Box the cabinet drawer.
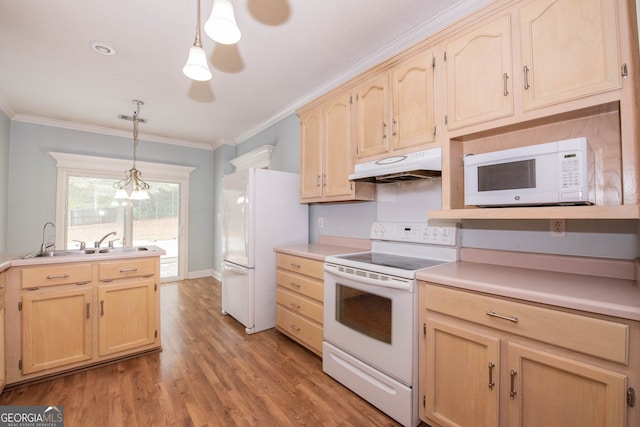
[276,254,324,280]
[277,287,323,324]
[21,263,93,288]
[276,269,323,301]
[424,284,629,364]
[276,305,323,355]
[99,258,155,281]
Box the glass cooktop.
[334,252,446,272]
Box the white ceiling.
[0,0,488,150]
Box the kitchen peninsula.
[0,246,164,388]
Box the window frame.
[50,152,194,281]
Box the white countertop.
[417,261,640,321]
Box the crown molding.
[234,0,491,143]
[230,145,275,171]
[12,114,214,151]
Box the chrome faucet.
[40,221,55,252]
[95,231,117,248]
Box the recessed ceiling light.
[90,41,116,56]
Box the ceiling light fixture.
[204,0,242,45]
[90,41,116,56]
[114,99,150,200]
[183,0,212,81]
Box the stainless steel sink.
[21,246,151,259]
[97,247,149,254]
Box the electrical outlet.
[550,219,565,237]
[317,217,324,228]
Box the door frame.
[50,152,194,281]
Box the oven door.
[323,265,415,385]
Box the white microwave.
[464,137,595,207]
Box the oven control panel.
[370,222,458,246]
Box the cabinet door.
[507,342,626,427]
[299,106,323,200]
[21,288,93,374]
[519,0,621,111]
[98,278,156,356]
[323,92,355,197]
[392,50,436,150]
[355,74,391,159]
[446,14,513,130]
[425,319,500,427]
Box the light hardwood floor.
[0,277,412,426]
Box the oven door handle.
[324,264,413,291]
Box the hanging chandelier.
[113,99,150,200]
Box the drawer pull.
[488,362,495,391]
[289,302,301,310]
[509,370,518,399]
[86,302,91,319]
[47,273,69,280]
[290,282,301,289]
[100,300,105,316]
[75,281,90,286]
[290,263,301,269]
[289,324,301,332]
[486,310,518,323]
[119,268,139,273]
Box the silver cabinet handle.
[86,302,91,319]
[488,362,495,390]
[100,300,105,316]
[317,174,321,188]
[486,310,518,323]
[290,282,301,289]
[289,302,301,310]
[503,73,509,96]
[510,370,518,399]
[523,66,530,90]
[289,324,301,332]
[290,263,301,269]
[382,121,387,139]
[119,267,138,273]
[392,118,397,137]
[47,274,69,279]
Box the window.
[51,152,193,281]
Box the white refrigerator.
[221,168,309,334]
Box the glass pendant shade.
[204,0,241,45]
[183,45,212,81]
[114,187,129,199]
[130,189,150,200]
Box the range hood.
[349,147,442,183]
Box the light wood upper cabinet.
[299,92,375,203]
[519,0,621,111]
[323,92,356,198]
[355,74,391,159]
[445,14,514,130]
[392,50,437,151]
[299,106,323,200]
[355,50,438,160]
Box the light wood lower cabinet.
[5,257,161,384]
[98,278,156,356]
[419,282,638,427]
[275,253,324,356]
[21,286,93,374]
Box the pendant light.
[183,0,212,81]
[204,0,241,45]
[114,100,150,200]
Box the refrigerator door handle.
[223,261,249,275]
